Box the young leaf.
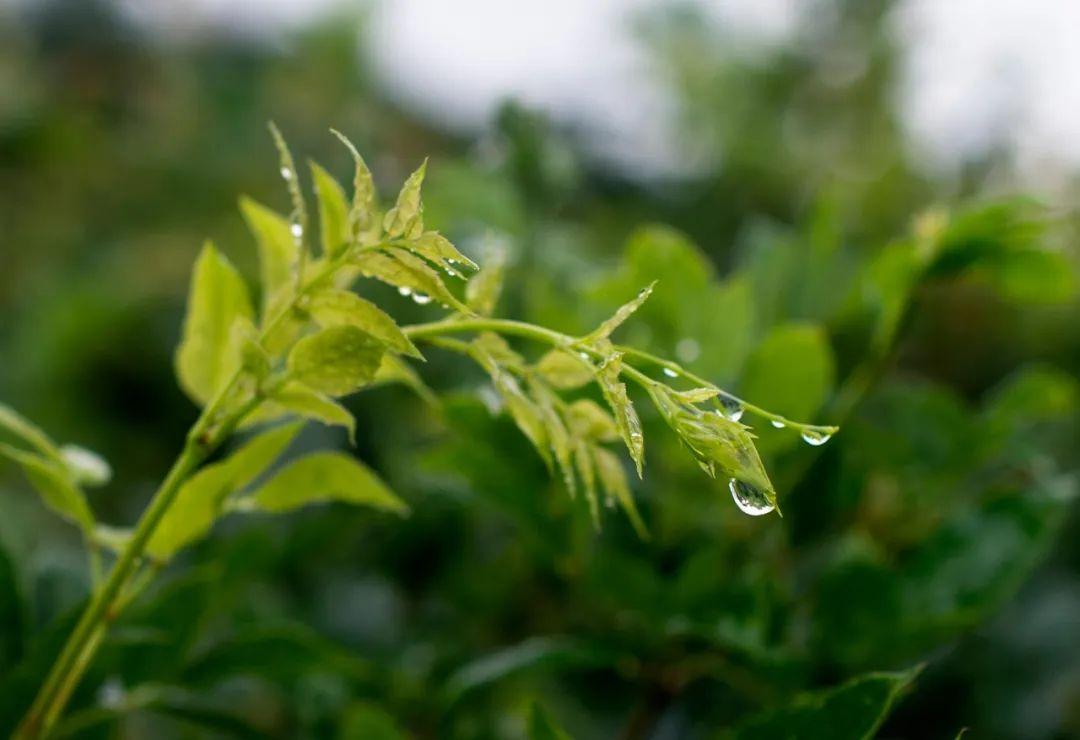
[286,325,386,397]
[148,422,303,561]
[243,452,408,515]
[530,380,576,497]
[355,248,471,313]
[408,231,478,273]
[493,369,552,469]
[268,122,307,255]
[383,159,427,239]
[593,446,648,539]
[529,702,572,740]
[0,443,93,533]
[0,403,61,460]
[330,128,378,238]
[565,400,619,442]
[373,355,439,407]
[673,387,722,404]
[239,197,299,315]
[466,247,507,316]
[586,281,656,341]
[574,438,599,524]
[309,161,350,258]
[175,241,254,406]
[596,354,645,477]
[307,288,423,359]
[59,445,111,488]
[265,382,356,444]
[536,350,593,390]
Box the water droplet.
[412,293,433,305]
[729,479,775,516]
[801,429,832,446]
[280,167,292,181]
[398,286,412,297]
[770,420,786,428]
[718,396,743,422]
[662,367,678,378]
[675,337,701,363]
[290,223,303,238]
[446,268,459,278]
[578,352,590,362]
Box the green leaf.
[268,122,307,258]
[0,403,60,459]
[529,702,572,740]
[339,702,407,740]
[565,400,618,442]
[373,355,439,406]
[330,129,379,240]
[492,369,552,469]
[308,288,423,359]
[594,446,648,539]
[59,444,111,487]
[147,422,303,561]
[586,281,656,341]
[175,241,255,406]
[596,354,644,477]
[0,444,93,533]
[530,380,576,496]
[356,248,471,314]
[239,196,299,315]
[408,230,478,272]
[0,542,25,675]
[730,669,918,740]
[243,452,408,515]
[310,161,350,258]
[466,246,507,316]
[536,350,593,390]
[287,325,386,397]
[383,159,427,239]
[265,381,356,443]
[574,437,599,523]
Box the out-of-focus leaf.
[59,444,111,487]
[0,542,25,674]
[356,248,470,314]
[265,382,355,443]
[536,350,593,390]
[308,288,423,359]
[0,403,60,459]
[338,702,407,740]
[728,669,918,740]
[175,241,254,406]
[565,400,618,442]
[287,325,386,397]
[383,159,427,239]
[243,452,408,515]
[239,197,299,315]
[491,368,551,469]
[466,246,507,316]
[596,354,644,477]
[593,446,648,539]
[528,703,572,740]
[0,444,93,532]
[372,355,439,406]
[310,161,350,258]
[147,422,302,561]
[586,281,655,342]
[530,380,575,495]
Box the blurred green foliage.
[1,0,1079,738]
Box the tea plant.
[0,126,836,738]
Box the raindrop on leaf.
[729,479,775,516]
[662,367,678,378]
[398,286,412,297]
[412,293,433,305]
[801,429,832,446]
[280,167,293,181]
[290,223,303,238]
[718,395,743,422]
[770,419,786,428]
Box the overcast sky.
[58,0,1080,186]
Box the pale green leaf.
[244,452,408,515]
[536,350,593,390]
[674,387,722,404]
[175,241,254,406]
[59,444,111,487]
[593,446,648,539]
[287,325,386,397]
[383,159,427,239]
[268,122,307,259]
[0,443,93,533]
[530,381,576,497]
[266,381,356,444]
[408,231,478,272]
[565,400,618,442]
[148,422,302,561]
[493,369,551,469]
[574,438,599,524]
[330,128,378,239]
[586,281,656,341]
[0,402,61,460]
[308,288,423,359]
[239,196,299,315]
[473,332,525,369]
[372,355,439,407]
[466,247,507,316]
[355,248,471,313]
[310,161,350,258]
[596,354,644,477]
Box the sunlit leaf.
[408,230,478,272]
[243,452,408,515]
[308,288,423,359]
[356,248,471,314]
[330,128,379,241]
[286,325,385,397]
[175,241,254,406]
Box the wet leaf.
[308,288,423,359]
[287,325,386,397]
[383,159,427,239]
[310,160,350,257]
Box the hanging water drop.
[801,429,832,446]
[718,396,743,422]
[280,167,293,181]
[770,419,786,428]
[290,223,303,238]
[662,367,678,378]
[412,293,433,305]
[729,479,775,516]
[398,286,412,297]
